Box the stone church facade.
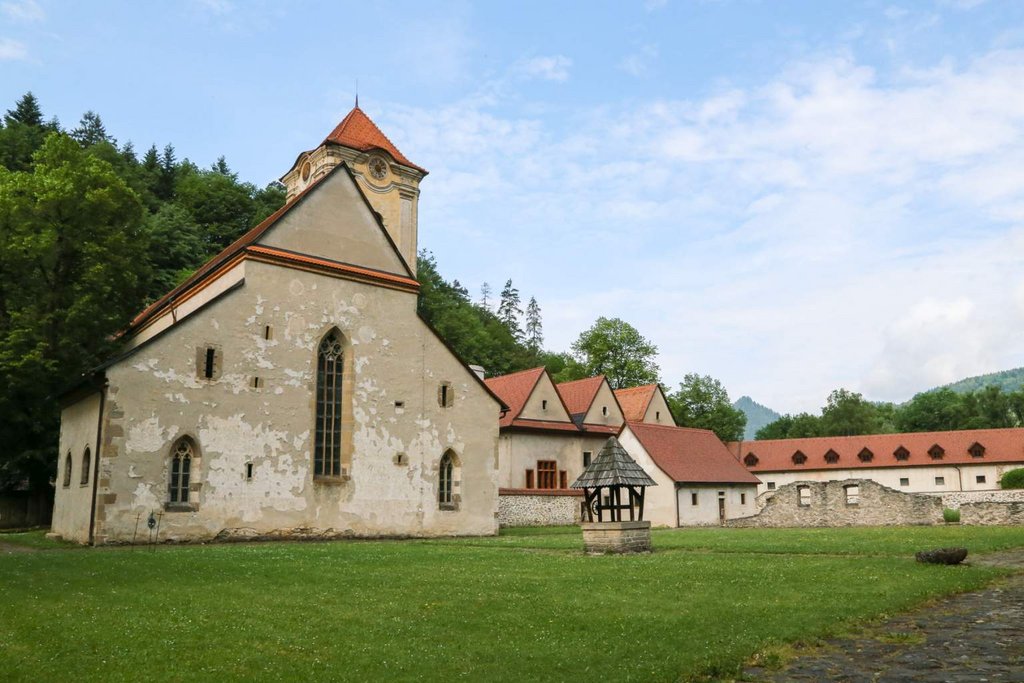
[52,107,505,544]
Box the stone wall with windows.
[497,490,582,527]
[726,479,944,527]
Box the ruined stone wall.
[938,489,1024,509]
[497,491,582,527]
[85,260,501,544]
[726,479,943,528]
[959,501,1024,525]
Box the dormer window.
[792,450,807,465]
[743,453,759,467]
[824,449,839,464]
[968,442,985,458]
[894,446,910,461]
[928,444,945,460]
[858,448,873,463]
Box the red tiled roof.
[485,368,546,428]
[557,376,606,417]
[615,385,658,422]
[507,419,583,433]
[324,106,426,173]
[629,422,761,484]
[734,428,1024,472]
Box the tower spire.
[355,79,359,109]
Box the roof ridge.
[628,421,714,435]
[324,106,426,173]
[741,426,1024,446]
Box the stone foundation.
[581,520,651,554]
[497,489,582,527]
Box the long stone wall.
[497,490,582,527]
[938,489,1024,509]
[727,479,943,528]
[959,501,1024,525]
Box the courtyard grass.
[0,526,1019,682]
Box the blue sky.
[5,0,1024,413]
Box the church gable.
[582,380,625,426]
[257,165,412,277]
[643,387,675,426]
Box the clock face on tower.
[368,156,388,181]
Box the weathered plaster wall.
[754,463,1018,497]
[728,479,943,528]
[52,391,102,543]
[497,431,611,490]
[676,485,758,526]
[497,491,582,526]
[641,389,675,426]
[518,374,571,422]
[86,261,500,543]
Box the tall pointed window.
[169,438,193,504]
[63,452,72,488]
[80,448,91,486]
[315,330,344,478]
[439,451,455,508]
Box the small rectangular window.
[537,460,557,489]
[935,476,945,486]
[900,477,909,487]
[976,475,986,484]
[691,492,698,506]
[525,469,534,489]
[542,399,548,410]
[204,347,215,379]
[766,482,776,490]
[559,470,567,489]
[740,493,747,505]
[583,451,592,468]
[438,382,453,408]
[264,325,273,340]
[252,376,263,389]
[245,462,254,481]
[797,485,811,506]
[655,411,661,420]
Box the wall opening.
[797,485,811,507]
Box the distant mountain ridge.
[931,367,1024,395]
[733,396,781,440]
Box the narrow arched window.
[63,452,72,488]
[169,439,194,503]
[80,448,91,486]
[315,330,344,477]
[439,452,454,508]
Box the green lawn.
[0,526,1019,682]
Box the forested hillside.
[733,396,781,440]
[935,367,1024,395]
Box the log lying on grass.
[915,547,968,565]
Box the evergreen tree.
[4,92,43,127]
[71,111,113,147]
[211,155,234,178]
[525,296,543,354]
[0,92,50,171]
[480,282,492,310]
[156,143,177,200]
[497,279,523,339]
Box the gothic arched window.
[63,452,72,488]
[80,448,91,486]
[315,330,345,478]
[439,452,454,507]
[169,438,194,504]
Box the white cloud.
[0,37,27,60]
[514,55,572,82]
[1,0,44,22]
[379,46,1024,412]
[192,0,233,15]
[618,44,658,78]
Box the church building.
[51,106,505,544]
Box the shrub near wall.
[1001,468,1024,490]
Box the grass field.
[0,525,1020,682]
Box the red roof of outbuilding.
[615,385,658,422]
[733,428,1024,472]
[556,376,606,417]
[628,422,761,484]
[324,106,426,173]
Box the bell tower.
[281,105,427,273]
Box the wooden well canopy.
[571,436,656,523]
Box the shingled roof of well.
[571,436,657,489]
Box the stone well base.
[581,520,651,554]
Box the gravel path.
[744,550,1024,682]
